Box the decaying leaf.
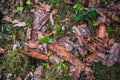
[33,10,50,30]
[19,50,48,60]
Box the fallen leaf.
[52,9,58,15]
[49,13,54,26]
[97,23,107,39]
[19,50,48,60]
[12,19,26,27]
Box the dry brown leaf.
[3,16,12,22]
[35,4,51,12]
[28,40,38,48]
[52,9,58,15]
[19,50,48,60]
[98,23,107,39]
[0,47,5,54]
[85,53,97,63]
[48,43,93,72]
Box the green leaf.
[26,0,31,5]
[39,37,53,43]
[57,63,62,70]
[92,21,98,27]
[17,7,24,12]
[56,25,61,33]
[20,2,24,6]
[60,59,64,63]
[62,64,68,70]
[73,3,84,11]
[50,55,54,60]
[75,13,84,21]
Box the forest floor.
[0,0,120,80]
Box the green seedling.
[54,25,63,37]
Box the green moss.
[2,50,28,76]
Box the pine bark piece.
[19,50,48,60]
[48,43,93,72]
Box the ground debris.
[48,43,93,72]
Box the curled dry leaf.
[48,43,93,72]
[19,49,48,60]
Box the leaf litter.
[1,0,120,80]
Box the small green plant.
[73,3,84,14]
[53,25,63,37]
[39,37,53,44]
[17,1,24,12]
[75,7,97,22]
[57,59,68,70]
